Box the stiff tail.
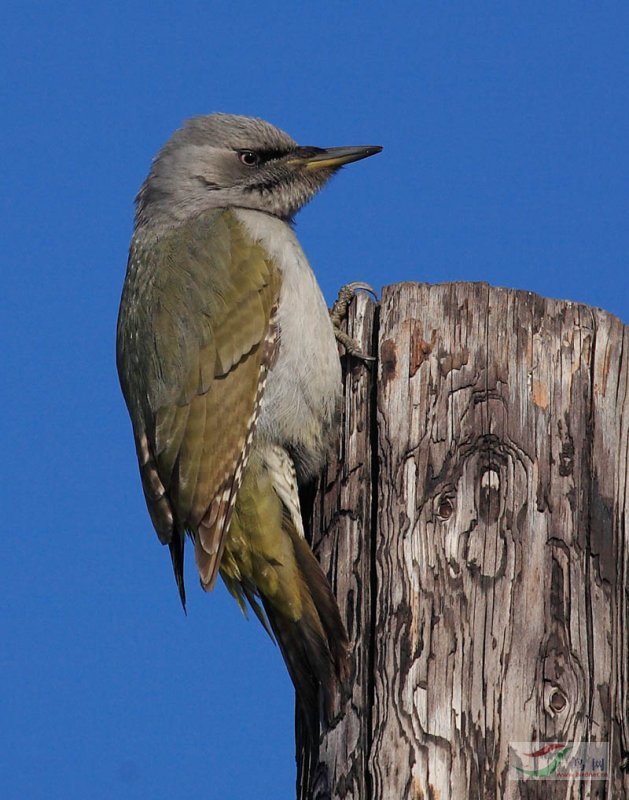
[262,518,349,726]
[218,444,349,728]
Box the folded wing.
[117,209,281,604]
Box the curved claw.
[342,281,378,301]
[330,282,378,362]
[334,329,376,362]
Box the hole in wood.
[548,687,567,713]
[437,497,454,520]
[479,467,501,522]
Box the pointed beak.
[288,145,383,171]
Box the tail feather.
[261,605,344,732]
[217,445,349,728]
[262,597,331,733]
[264,516,349,729]
[168,529,187,610]
[285,517,350,683]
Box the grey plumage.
[136,113,337,226]
[117,112,381,723]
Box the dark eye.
[238,150,260,166]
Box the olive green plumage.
[118,209,281,597]
[221,447,349,719]
[117,206,347,720]
[117,112,381,725]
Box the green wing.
[117,209,281,602]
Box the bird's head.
[135,113,381,228]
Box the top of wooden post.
[298,282,629,800]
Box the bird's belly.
[234,209,342,480]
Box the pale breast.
[234,209,342,480]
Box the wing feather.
[155,403,189,484]
[116,209,281,599]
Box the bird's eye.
[238,150,260,166]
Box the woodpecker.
[116,113,381,722]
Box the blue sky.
[2,3,628,799]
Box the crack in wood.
[297,283,629,799]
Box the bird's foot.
[329,282,377,362]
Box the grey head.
[135,113,382,229]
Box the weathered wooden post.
[298,283,629,799]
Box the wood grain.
[297,283,629,799]
[298,291,377,800]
